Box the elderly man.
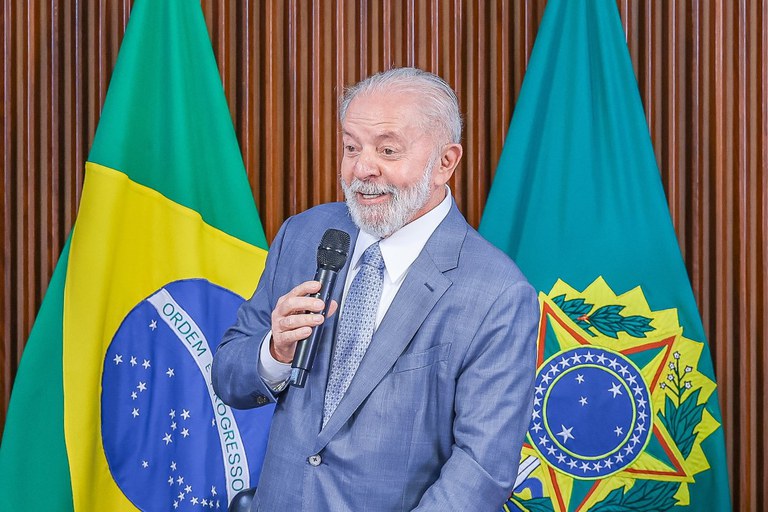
[212,67,538,511]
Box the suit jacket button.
[255,395,268,405]
[307,454,322,466]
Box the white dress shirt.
[258,188,453,387]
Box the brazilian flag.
[479,1,731,511]
[0,1,271,510]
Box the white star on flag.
[608,382,622,397]
[132,408,139,418]
[137,381,147,392]
[163,433,173,445]
[579,396,588,406]
[130,356,137,366]
[181,428,190,438]
[575,374,584,383]
[142,359,151,369]
[166,367,175,377]
[113,354,123,364]
[149,320,157,330]
[181,409,191,420]
[614,426,624,436]
[142,460,148,468]
[556,425,575,444]
[169,409,176,418]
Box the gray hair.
[339,67,463,144]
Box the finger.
[274,325,313,345]
[276,296,326,317]
[277,312,325,333]
[291,280,322,297]
[326,300,339,319]
[274,281,325,315]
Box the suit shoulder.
[460,226,531,287]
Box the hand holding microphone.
[269,229,350,387]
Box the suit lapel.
[315,204,467,450]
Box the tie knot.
[360,242,384,271]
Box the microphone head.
[317,229,350,271]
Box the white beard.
[341,152,439,239]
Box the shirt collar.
[350,187,453,282]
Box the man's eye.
[345,145,358,153]
[382,148,396,155]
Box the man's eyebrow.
[341,129,407,143]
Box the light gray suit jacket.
[212,202,538,511]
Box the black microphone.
[289,228,350,388]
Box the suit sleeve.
[414,279,539,512]
[211,217,292,409]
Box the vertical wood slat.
[0,0,131,430]
[1,1,765,509]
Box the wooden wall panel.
[1,0,765,509]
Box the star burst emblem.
[510,278,722,511]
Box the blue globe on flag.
[101,279,272,510]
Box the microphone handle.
[289,267,338,388]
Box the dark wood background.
[1,1,765,509]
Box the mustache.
[344,179,398,196]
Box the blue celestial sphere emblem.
[101,279,273,511]
[528,346,652,479]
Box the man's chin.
[347,206,395,238]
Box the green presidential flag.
[479,1,731,511]
[0,1,271,510]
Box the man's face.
[339,89,453,238]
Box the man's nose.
[353,149,380,179]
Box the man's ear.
[436,143,463,184]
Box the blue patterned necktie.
[322,241,385,427]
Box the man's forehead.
[342,91,425,136]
